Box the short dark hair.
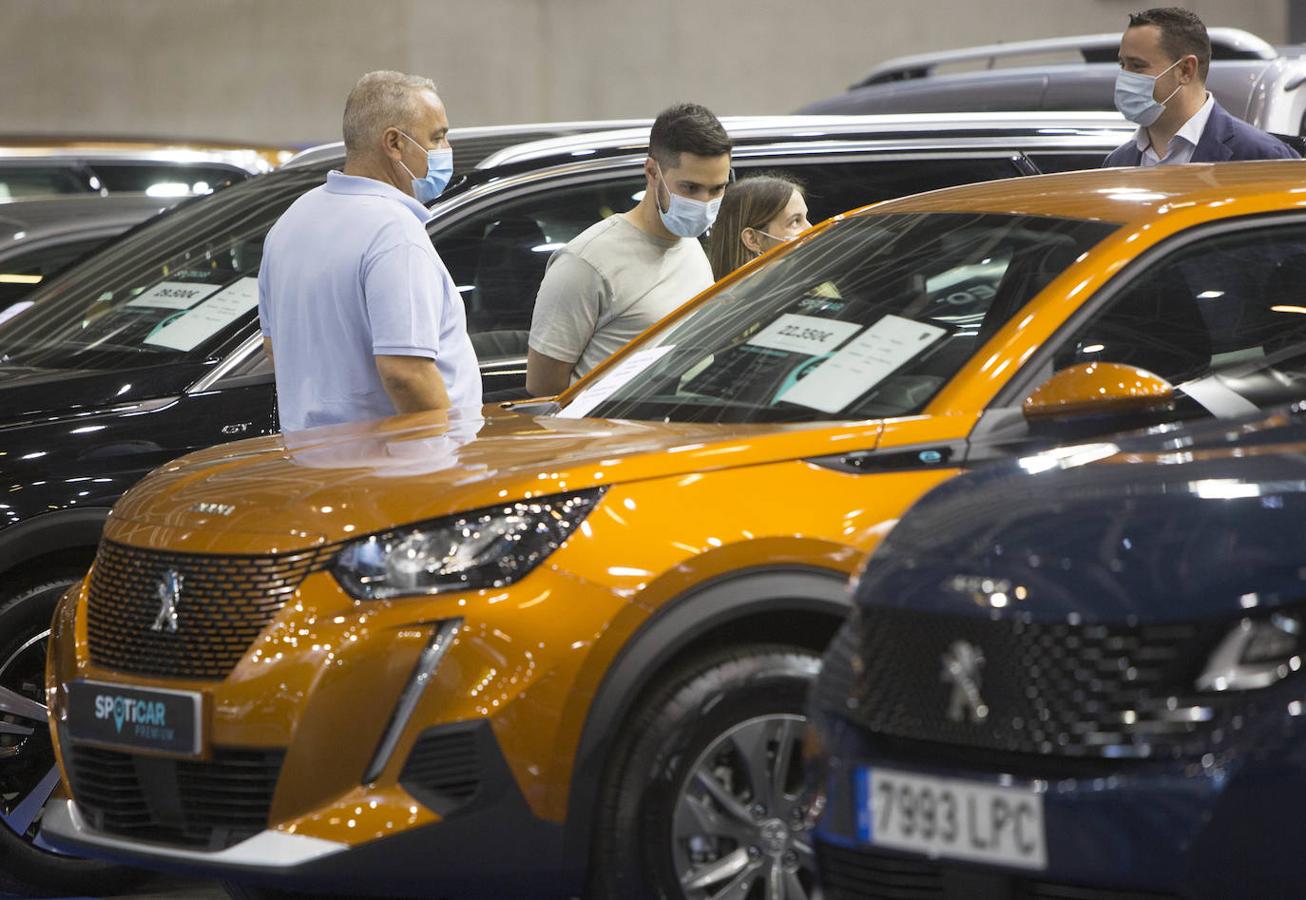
[648,103,732,169]
[1128,8,1211,80]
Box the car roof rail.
[853,27,1277,88]
[281,119,655,172]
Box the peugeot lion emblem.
[941,640,989,723]
[151,569,184,634]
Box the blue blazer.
[1103,101,1299,166]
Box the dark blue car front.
[809,404,1306,899]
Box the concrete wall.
[0,0,1289,146]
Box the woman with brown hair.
[705,173,810,280]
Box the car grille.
[818,609,1262,762]
[66,744,284,850]
[87,540,338,679]
[816,843,1179,899]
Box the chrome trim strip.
[41,798,347,867]
[363,619,462,785]
[187,333,263,394]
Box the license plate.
[66,680,203,756]
[857,767,1046,870]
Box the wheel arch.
[0,508,110,597]
[561,566,851,876]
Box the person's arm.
[526,348,574,397]
[375,354,450,413]
[526,251,606,397]
[364,240,455,413]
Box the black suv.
[0,112,1131,895]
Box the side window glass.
[0,238,106,309]
[1027,153,1108,174]
[431,177,644,359]
[754,158,1026,225]
[1054,222,1306,407]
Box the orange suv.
[42,162,1306,899]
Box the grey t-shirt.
[528,215,713,382]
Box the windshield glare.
[0,167,326,372]
[562,212,1117,424]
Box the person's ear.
[740,227,764,255]
[644,157,659,186]
[1181,54,1198,84]
[382,127,405,161]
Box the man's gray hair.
[342,70,439,154]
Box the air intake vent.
[66,744,284,850]
[400,727,481,815]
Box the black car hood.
[856,404,1306,625]
[0,360,208,426]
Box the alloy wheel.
[671,713,815,900]
[0,628,63,852]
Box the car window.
[87,163,247,197]
[0,168,324,371]
[431,157,1027,363]
[0,238,107,308]
[1026,153,1108,174]
[1054,221,1306,409]
[751,158,1028,224]
[0,165,91,199]
[432,178,645,362]
[562,211,1116,424]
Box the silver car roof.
[478,112,1133,169]
[858,27,1278,87]
[283,119,654,170]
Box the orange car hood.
[106,406,883,548]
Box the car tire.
[0,572,143,897]
[591,644,822,900]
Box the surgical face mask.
[1114,58,1183,127]
[654,162,722,238]
[397,131,454,203]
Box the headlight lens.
[1196,613,1302,692]
[332,488,604,600]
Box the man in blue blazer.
[1104,8,1298,167]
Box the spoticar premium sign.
[66,680,202,756]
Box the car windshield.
[561,212,1117,424]
[0,165,327,371]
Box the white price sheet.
[126,281,219,310]
[745,313,862,356]
[556,345,677,420]
[779,314,946,414]
[144,277,260,352]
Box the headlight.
[332,488,604,600]
[1196,613,1302,692]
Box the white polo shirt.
[258,171,481,432]
[1135,93,1215,167]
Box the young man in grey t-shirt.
[525,103,733,396]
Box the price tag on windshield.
[144,277,260,351]
[779,314,946,414]
[745,313,862,356]
[126,281,219,310]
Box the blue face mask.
[398,131,453,203]
[654,161,722,238]
[1114,58,1183,127]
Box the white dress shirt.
[1134,93,1215,167]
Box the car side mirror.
[1024,361,1175,421]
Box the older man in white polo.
[258,70,480,431]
